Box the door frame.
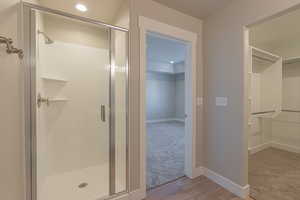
[139,16,198,192]
[22,2,129,200]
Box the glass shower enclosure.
[23,3,128,200]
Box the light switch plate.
[216,97,228,106]
[197,97,203,106]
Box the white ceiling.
[147,34,187,64]
[250,8,300,53]
[152,0,233,19]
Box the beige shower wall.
[129,0,203,191]
[42,13,109,49]
[204,0,300,187]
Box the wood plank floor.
[145,176,254,200]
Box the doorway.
[146,33,187,189]
[139,16,198,194]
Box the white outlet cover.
[216,97,228,106]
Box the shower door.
[23,5,128,200]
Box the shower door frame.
[22,3,129,200]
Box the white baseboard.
[129,168,249,200]
[203,168,249,199]
[271,142,300,154]
[173,118,185,123]
[113,194,129,200]
[128,188,146,200]
[248,142,272,155]
[190,166,204,178]
[248,142,300,155]
[112,188,146,200]
[146,118,185,123]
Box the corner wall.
[0,1,24,200]
[204,0,300,187]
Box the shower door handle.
[101,105,106,122]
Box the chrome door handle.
[101,105,106,122]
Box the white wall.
[146,72,185,121]
[204,0,300,187]
[146,72,176,120]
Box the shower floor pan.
[39,163,125,200]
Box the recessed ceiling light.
[170,61,175,64]
[76,3,87,12]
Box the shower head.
[38,30,54,44]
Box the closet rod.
[252,55,275,63]
[283,58,300,65]
[251,110,276,115]
[282,109,300,113]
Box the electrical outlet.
[216,97,228,106]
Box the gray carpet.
[146,121,185,189]
[249,148,300,200]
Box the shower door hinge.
[37,93,50,108]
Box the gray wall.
[146,72,184,121]
[204,0,300,187]
[146,72,176,120]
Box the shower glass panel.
[26,7,128,200]
[111,29,128,194]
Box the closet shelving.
[41,76,68,83]
[249,46,282,119]
[283,57,300,65]
[48,98,69,102]
[252,46,280,64]
[40,75,69,107]
[281,57,300,114]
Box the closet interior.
[248,46,282,148]
[248,8,300,200]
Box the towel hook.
[0,35,24,59]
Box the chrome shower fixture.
[38,30,54,44]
